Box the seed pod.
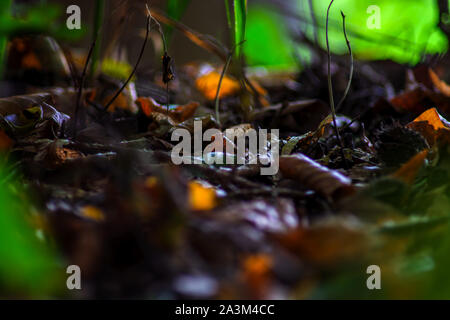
[162,52,174,84]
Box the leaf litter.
[1,2,450,300]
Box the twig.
[336,11,353,112]
[214,41,245,126]
[326,0,348,169]
[73,39,97,137]
[103,13,150,112]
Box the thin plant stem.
[336,11,353,112]
[214,41,244,126]
[104,13,150,112]
[89,0,105,80]
[326,0,347,168]
[73,39,97,138]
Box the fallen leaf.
[188,181,217,211]
[407,108,450,146]
[195,71,240,101]
[0,130,14,151]
[280,154,355,200]
[79,205,105,222]
[136,97,199,123]
[409,107,450,131]
[276,217,367,265]
[392,149,429,184]
[242,254,273,299]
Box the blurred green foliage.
[167,0,191,42]
[0,165,63,298]
[244,0,449,69]
[0,2,84,79]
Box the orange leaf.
[136,97,199,123]
[195,71,240,100]
[188,181,217,211]
[392,149,428,184]
[407,108,450,146]
[409,107,450,131]
[242,254,273,299]
[80,206,105,222]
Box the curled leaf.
[136,97,199,123]
[280,154,355,200]
[407,108,450,146]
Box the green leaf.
[233,0,247,58]
[0,165,62,297]
[166,0,191,42]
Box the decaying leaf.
[407,108,450,146]
[392,149,429,184]
[280,154,355,200]
[0,93,69,137]
[276,217,368,265]
[196,71,240,101]
[79,205,105,222]
[136,97,199,123]
[242,254,273,298]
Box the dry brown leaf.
[276,218,367,265]
[280,154,355,200]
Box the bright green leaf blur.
[245,5,304,70]
[0,166,63,298]
[245,0,448,68]
[233,0,247,58]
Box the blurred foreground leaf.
[0,165,62,298]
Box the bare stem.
[73,39,97,138]
[104,13,150,112]
[326,0,348,168]
[214,41,245,126]
[336,11,353,112]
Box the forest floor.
[2,30,450,299]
